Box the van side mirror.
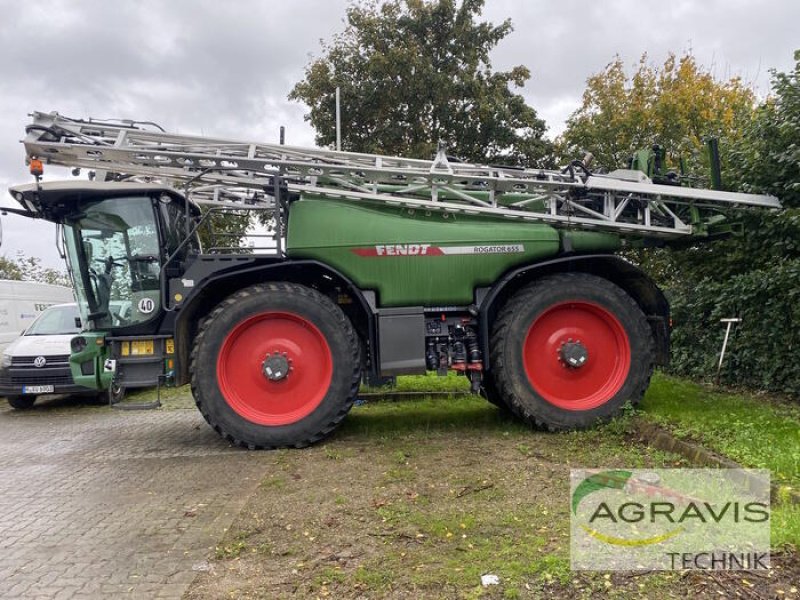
[75,317,82,328]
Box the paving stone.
[0,402,268,599]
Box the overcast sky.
[1,0,797,271]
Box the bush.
[668,259,800,394]
[663,51,800,397]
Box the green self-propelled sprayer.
[5,111,781,448]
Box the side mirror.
[75,317,82,328]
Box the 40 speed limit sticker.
[137,297,156,314]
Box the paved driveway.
[0,399,267,599]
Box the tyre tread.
[190,282,361,449]
[490,273,654,431]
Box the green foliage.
[642,372,800,485]
[289,0,551,166]
[0,251,70,287]
[560,52,755,173]
[565,50,800,396]
[196,207,256,253]
[669,259,800,394]
[660,52,800,396]
[729,49,800,209]
[0,256,23,280]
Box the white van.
[0,303,99,409]
[0,280,74,353]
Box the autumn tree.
[560,53,756,174]
[289,0,551,166]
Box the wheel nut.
[263,353,291,381]
[559,341,589,369]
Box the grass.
[130,370,798,491]
[640,372,800,550]
[363,371,471,393]
[640,372,800,486]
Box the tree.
[656,52,800,395]
[0,252,71,287]
[561,50,800,395]
[662,52,800,282]
[560,53,756,174]
[731,50,800,209]
[289,0,551,166]
[0,256,23,280]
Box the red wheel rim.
[522,301,630,410]
[216,312,333,426]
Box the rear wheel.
[7,395,36,410]
[490,273,653,430]
[191,282,361,449]
[480,375,510,411]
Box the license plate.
[23,385,54,394]
[130,340,154,356]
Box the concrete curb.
[633,417,800,506]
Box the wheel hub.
[262,352,291,381]
[559,339,589,369]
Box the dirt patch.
[182,397,790,599]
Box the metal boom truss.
[21,111,781,241]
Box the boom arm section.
[22,111,781,241]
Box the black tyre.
[191,282,361,449]
[108,383,126,404]
[7,395,36,410]
[480,374,510,411]
[490,273,654,430]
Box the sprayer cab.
[8,181,200,332]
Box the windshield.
[63,196,162,330]
[25,305,81,336]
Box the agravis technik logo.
[570,469,770,571]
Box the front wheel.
[7,395,36,410]
[490,273,654,430]
[191,282,361,449]
[106,383,126,404]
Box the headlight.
[1,352,11,368]
[71,336,88,353]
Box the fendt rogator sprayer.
[6,111,780,448]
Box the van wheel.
[7,396,36,410]
[108,383,126,404]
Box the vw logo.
[33,356,47,368]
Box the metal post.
[716,318,741,384]
[707,137,722,191]
[335,87,341,151]
[279,126,285,146]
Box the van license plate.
[22,385,54,394]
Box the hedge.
[666,258,800,395]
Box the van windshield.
[25,305,81,336]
